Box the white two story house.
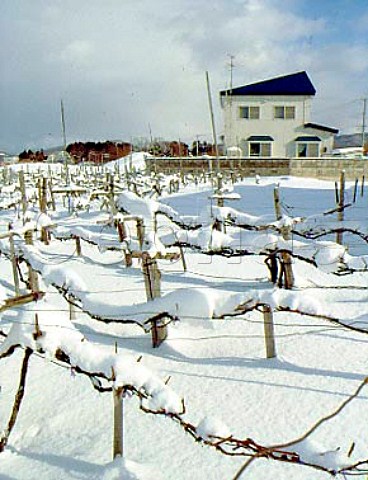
[220,71,338,158]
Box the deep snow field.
[1,161,368,480]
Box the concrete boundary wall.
[289,158,368,180]
[146,156,368,181]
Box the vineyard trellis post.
[334,181,339,204]
[8,231,20,296]
[40,177,49,245]
[361,175,365,197]
[141,252,167,347]
[108,174,117,216]
[75,236,82,256]
[263,304,276,359]
[18,170,28,218]
[142,253,161,301]
[216,174,224,208]
[69,299,76,320]
[353,178,358,203]
[24,229,40,293]
[179,244,187,272]
[137,218,144,250]
[112,344,124,459]
[48,176,56,211]
[273,186,294,289]
[40,177,47,214]
[336,170,345,245]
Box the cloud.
[0,0,367,152]
[59,40,95,65]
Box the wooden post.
[39,177,49,244]
[353,178,358,203]
[151,315,168,349]
[273,185,282,220]
[112,366,124,459]
[142,253,161,301]
[179,244,187,272]
[216,174,224,208]
[37,178,42,212]
[273,186,294,289]
[336,170,345,245]
[18,170,28,218]
[9,233,20,296]
[124,249,133,267]
[361,175,365,197]
[48,177,56,211]
[40,177,47,213]
[334,181,339,204]
[108,174,117,215]
[117,220,127,242]
[0,292,45,313]
[136,218,144,250]
[263,304,276,359]
[24,230,39,292]
[69,301,76,320]
[75,236,82,256]
[141,252,167,347]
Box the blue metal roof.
[247,135,274,141]
[304,122,339,134]
[220,71,316,97]
[295,136,321,142]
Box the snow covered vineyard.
[2,160,368,479]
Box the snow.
[196,416,231,441]
[101,458,164,480]
[1,168,368,479]
[0,298,182,415]
[292,439,350,472]
[105,152,148,172]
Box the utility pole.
[148,123,153,149]
[60,99,69,183]
[228,54,235,95]
[362,98,367,155]
[205,71,220,173]
[227,54,235,149]
[60,99,67,153]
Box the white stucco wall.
[220,94,335,157]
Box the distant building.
[4,155,19,165]
[220,71,338,158]
[168,141,189,157]
[18,149,47,163]
[0,152,19,165]
[67,141,132,163]
[332,134,368,157]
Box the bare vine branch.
[0,347,32,452]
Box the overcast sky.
[1,0,368,153]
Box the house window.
[274,106,295,119]
[297,143,319,157]
[249,142,271,157]
[295,136,321,157]
[239,106,260,119]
